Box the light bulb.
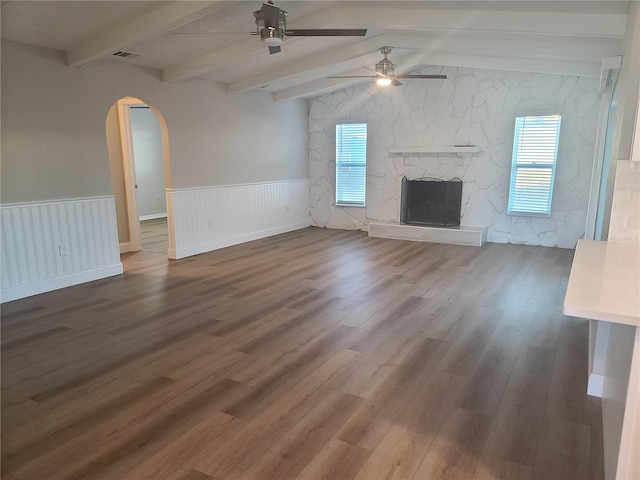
[376,77,392,86]
[262,36,283,47]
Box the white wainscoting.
[1,196,123,303]
[166,179,310,259]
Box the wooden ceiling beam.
[66,1,225,67]
[233,30,620,96]
[272,52,602,102]
[162,6,345,83]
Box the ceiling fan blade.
[327,75,377,79]
[268,45,281,55]
[391,78,403,86]
[262,2,281,29]
[171,31,249,35]
[284,28,367,37]
[394,74,448,80]
[363,66,384,77]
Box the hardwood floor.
[1,227,603,480]
[140,217,168,254]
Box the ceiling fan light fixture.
[327,46,445,85]
[253,1,365,55]
[261,34,283,47]
[254,2,286,40]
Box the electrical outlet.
[59,244,68,256]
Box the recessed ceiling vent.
[112,51,139,59]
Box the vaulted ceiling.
[1,1,630,101]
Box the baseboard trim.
[1,264,124,303]
[168,222,309,260]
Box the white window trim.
[335,122,367,208]
[507,114,562,217]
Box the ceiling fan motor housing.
[254,4,287,45]
[376,57,395,76]
[252,2,366,54]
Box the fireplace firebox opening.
[400,177,463,227]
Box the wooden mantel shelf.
[389,145,480,154]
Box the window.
[508,114,561,216]
[336,123,367,206]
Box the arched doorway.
[105,96,173,259]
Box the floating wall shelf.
[389,145,480,154]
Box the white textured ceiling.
[0,0,631,101]
[0,1,164,50]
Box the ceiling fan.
[329,46,447,86]
[253,1,367,54]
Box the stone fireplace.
[400,177,463,227]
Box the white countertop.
[564,239,640,326]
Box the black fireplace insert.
[400,177,463,227]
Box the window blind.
[336,123,367,206]
[508,114,561,216]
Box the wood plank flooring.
[1,227,603,480]
[140,217,168,254]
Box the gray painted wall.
[1,40,309,204]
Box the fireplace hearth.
[400,177,462,227]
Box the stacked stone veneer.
[308,66,600,248]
